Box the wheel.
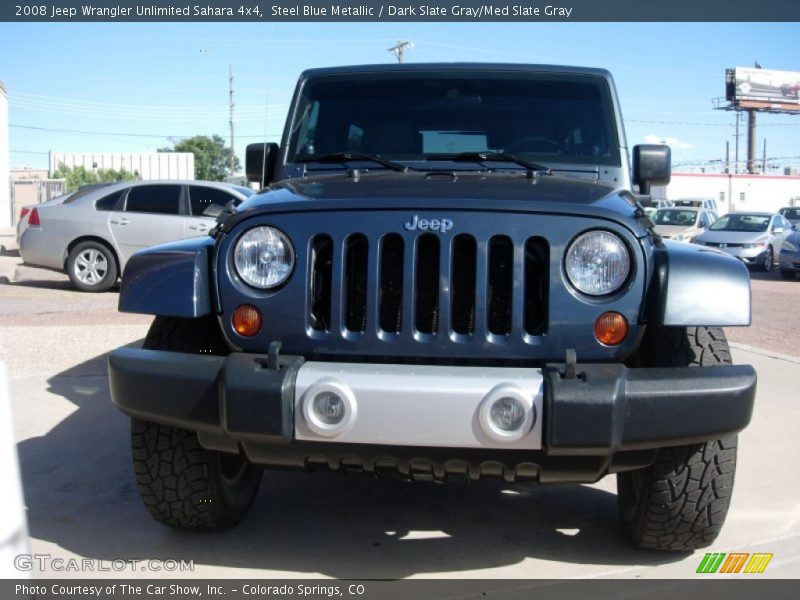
[761,247,773,272]
[131,316,262,531]
[760,247,774,271]
[618,326,738,550]
[67,241,118,292]
[780,269,795,280]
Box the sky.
[1,21,799,174]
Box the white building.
[0,82,10,228]
[656,172,800,215]
[49,151,195,180]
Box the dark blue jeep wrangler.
[109,64,756,550]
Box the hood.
[231,170,642,231]
[697,230,768,244]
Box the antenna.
[387,40,414,64]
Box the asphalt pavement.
[1,227,799,579]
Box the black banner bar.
[4,580,800,600]
[3,0,800,22]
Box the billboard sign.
[726,67,800,111]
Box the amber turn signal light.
[594,312,628,346]
[232,304,262,337]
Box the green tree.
[52,163,137,192]
[159,135,239,181]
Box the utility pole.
[733,112,742,174]
[762,139,767,174]
[725,141,730,174]
[228,64,235,174]
[747,109,756,174]
[388,40,414,64]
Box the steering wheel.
[505,137,562,154]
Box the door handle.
[189,224,210,232]
[111,218,130,225]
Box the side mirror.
[246,142,280,187]
[633,144,671,195]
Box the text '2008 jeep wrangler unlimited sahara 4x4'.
[109,64,756,551]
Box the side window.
[189,186,237,218]
[699,212,709,228]
[95,190,125,211]
[125,185,181,215]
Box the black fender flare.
[119,236,214,318]
[650,240,751,327]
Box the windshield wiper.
[425,152,551,173]
[295,152,409,172]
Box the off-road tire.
[131,316,262,531]
[618,326,738,551]
[66,240,118,292]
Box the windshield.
[710,214,770,232]
[780,207,800,220]
[655,209,698,226]
[286,71,620,168]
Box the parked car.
[695,211,793,271]
[778,206,800,228]
[16,190,75,243]
[778,227,800,279]
[653,207,716,243]
[19,180,254,292]
[672,197,719,220]
[643,206,658,220]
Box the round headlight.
[234,226,294,289]
[565,231,630,296]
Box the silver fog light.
[490,397,526,431]
[478,385,535,442]
[302,378,357,437]
[313,392,345,424]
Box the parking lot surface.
[1,236,799,579]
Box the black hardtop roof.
[299,63,613,80]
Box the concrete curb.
[730,341,800,365]
[0,228,22,284]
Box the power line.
[11,124,173,138]
[8,92,287,123]
[10,91,285,113]
[10,149,50,155]
[10,123,283,139]
[628,118,800,127]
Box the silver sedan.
[695,211,794,271]
[19,180,253,292]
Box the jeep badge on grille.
[404,215,454,233]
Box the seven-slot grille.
[307,232,549,342]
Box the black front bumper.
[108,348,756,483]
